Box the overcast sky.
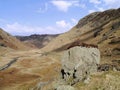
[0,0,120,36]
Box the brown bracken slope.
[42,8,120,65]
[0,28,29,50]
[42,8,120,53]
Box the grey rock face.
[61,46,100,84]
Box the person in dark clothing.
[73,69,77,79]
[61,69,66,79]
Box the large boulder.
[61,46,100,84]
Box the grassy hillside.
[41,8,120,53]
[41,8,120,68]
[0,28,29,50]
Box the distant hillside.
[0,28,29,50]
[16,34,59,48]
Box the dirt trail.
[0,57,19,71]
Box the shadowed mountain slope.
[0,28,29,50]
[16,34,59,48]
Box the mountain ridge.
[41,8,120,53]
[16,34,59,48]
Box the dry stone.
[61,46,100,84]
[56,85,76,90]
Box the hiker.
[61,69,66,79]
[73,69,77,79]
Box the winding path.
[0,57,19,71]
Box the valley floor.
[0,49,61,90]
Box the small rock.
[56,85,76,90]
[84,77,90,84]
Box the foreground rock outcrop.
[60,45,100,85]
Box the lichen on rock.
[60,46,100,85]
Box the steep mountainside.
[42,8,120,53]
[16,34,59,48]
[0,28,29,50]
[41,8,120,68]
